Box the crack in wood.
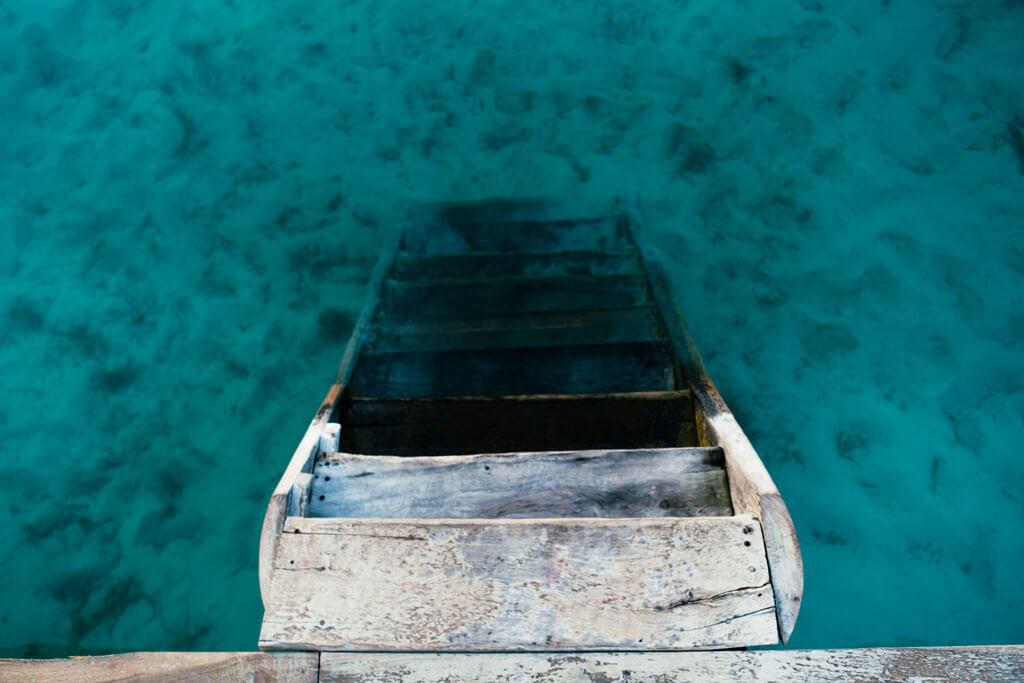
[680,605,777,632]
[652,582,771,611]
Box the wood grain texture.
[319,647,1024,682]
[309,447,731,518]
[380,275,649,317]
[369,306,662,352]
[259,515,776,651]
[403,215,626,254]
[0,652,318,683]
[338,391,697,456]
[350,342,677,398]
[626,202,803,643]
[394,249,641,281]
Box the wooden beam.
[260,515,777,651]
[318,647,1024,682]
[309,447,730,518]
[393,248,641,281]
[0,652,317,683]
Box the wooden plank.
[319,647,1024,682]
[0,652,318,683]
[309,447,730,518]
[394,249,641,281]
[369,306,663,352]
[338,391,697,456]
[259,226,402,607]
[625,201,804,644]
[260,515,777,651]
[349,342,677,398]
[380,275,649,317]
[403,215,627,254]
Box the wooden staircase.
[258,200,802,652]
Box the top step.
[403,216,629,254]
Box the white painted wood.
[0,652,318,683]
[319,647,1024,682]
[309,448,731,518]
[625,202,804,644]
[319,422,341,454]
[259,515,777,651]
[289,473,313,517]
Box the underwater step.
[337,391,697,456]
[393,247,642,281]
[368,305,664,352]
[308,447,731,518]
[379,274,649,317]
[348,341,677,398]
[403,215,628,254]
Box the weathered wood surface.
[0,652,318,683]
[626,202,803,644]
[381,275,649,317]
[369,306,662,352]
[309,447,731,518]
[404,215,626,254]
[259,227,402,607]
[338,391,697,456]
[350,341,676,398]
[260,515,776,651]
[319,647,1024,682]
[394,248,641,281]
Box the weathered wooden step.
[403,216,628,254]
[260,515,776,651]
[393,249,642,281]
[309,447,730,518]
[349,342,677,398]
[380,275,648,318]
[337,391,696,456]
[368,306,663,352]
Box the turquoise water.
[1,0,1022,656]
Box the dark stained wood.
[380,274,649,317]
[338,391,697,456]
[309,448,731,518]
[349,341,677,398]
[403,215,627,254]
[394,249,642,281]
[369,306,663,352]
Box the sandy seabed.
[0,0,1022,656]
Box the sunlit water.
[1,0,1022,656]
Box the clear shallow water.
[1,0,1022,656]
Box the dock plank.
[309,447,731,518]
[393,249,641,281]
[260,515,776,651]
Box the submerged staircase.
[258,200,799,652]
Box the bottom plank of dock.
[0,646,1021,682]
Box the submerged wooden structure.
[258,199,802,652]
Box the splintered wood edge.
[0,653,319,683]
[624,200,803,644]
[259,224,403,607]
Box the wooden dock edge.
[2,647,1021,682]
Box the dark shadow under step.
[393,249,641,281]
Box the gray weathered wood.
[260,515,776,651]
[338,391,696,456]
[0,652,318,683]
[369,306,662,352]
[309,447,731,518]
[394,249,641,281]
[404,215,626,254]
[625,201,804,644]
[381,275,649,317]
[350,341,677,398]
[319,647,1024,682]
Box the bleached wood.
[0,652,318,683]
[625,201,803,644]
[259,226,402,607]
[309,448,731,518]
[319,647,1024,682]
[319,422,341,454]
[289,473,313,517]
[259,515,776,651]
